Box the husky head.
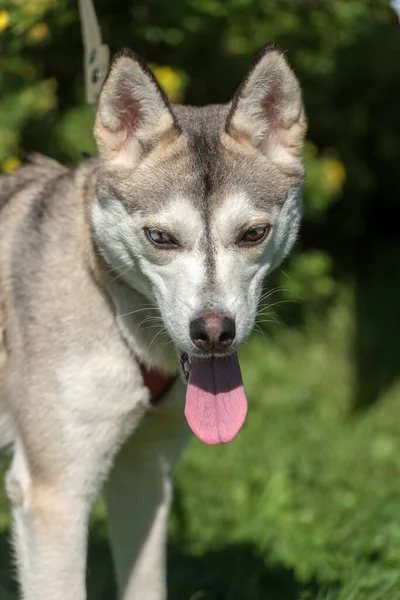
[92,45,306,375]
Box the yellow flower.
[322,158,346,194]
[152,65,183,102]
[0,10,9,31]
[2,157,21,173]
[29,22,49,41]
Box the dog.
[0,44,306,600]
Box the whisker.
[148,328,169,351]
[117,307,159,319]
[259,286,288,301]
[103,260,130,276]
[279,268,293,281]
[257,299,297,313]
[110,264,135,282]
[138,321,165,329]
[256,317,283,327]
[137,319,164,330]
[253,324,265,336]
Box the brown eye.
[146,229,179,248]
[239,225,270,246]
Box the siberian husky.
[0,44,306,600]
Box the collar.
[140,364,178,406]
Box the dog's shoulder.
[24,152,66,171]
[0,153,69,213]
[0,154,98,301]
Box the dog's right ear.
[94,49,180,166]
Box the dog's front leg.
[6,437,93,600]
[105,380,191,600]
[5,371,148,600]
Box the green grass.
[1,300,400,599]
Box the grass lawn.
[1,300,400,599]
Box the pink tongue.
[185,353,247,445]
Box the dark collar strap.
[140,365,178,406]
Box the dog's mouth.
[180,352,191,381]
[179,349,235,381]
[179,351,248,446]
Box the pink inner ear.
[115,84,141,137]
[262,79,284,131]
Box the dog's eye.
[238,225,270,246]
[146,229,179,248]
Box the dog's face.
[92,46,306,369]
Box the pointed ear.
[94,49,180,166]
[226,44,306,172]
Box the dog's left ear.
[94,49,180,166]
[226,44,306,172]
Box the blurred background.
[1,0,400,598]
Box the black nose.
[189,312,236,352]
